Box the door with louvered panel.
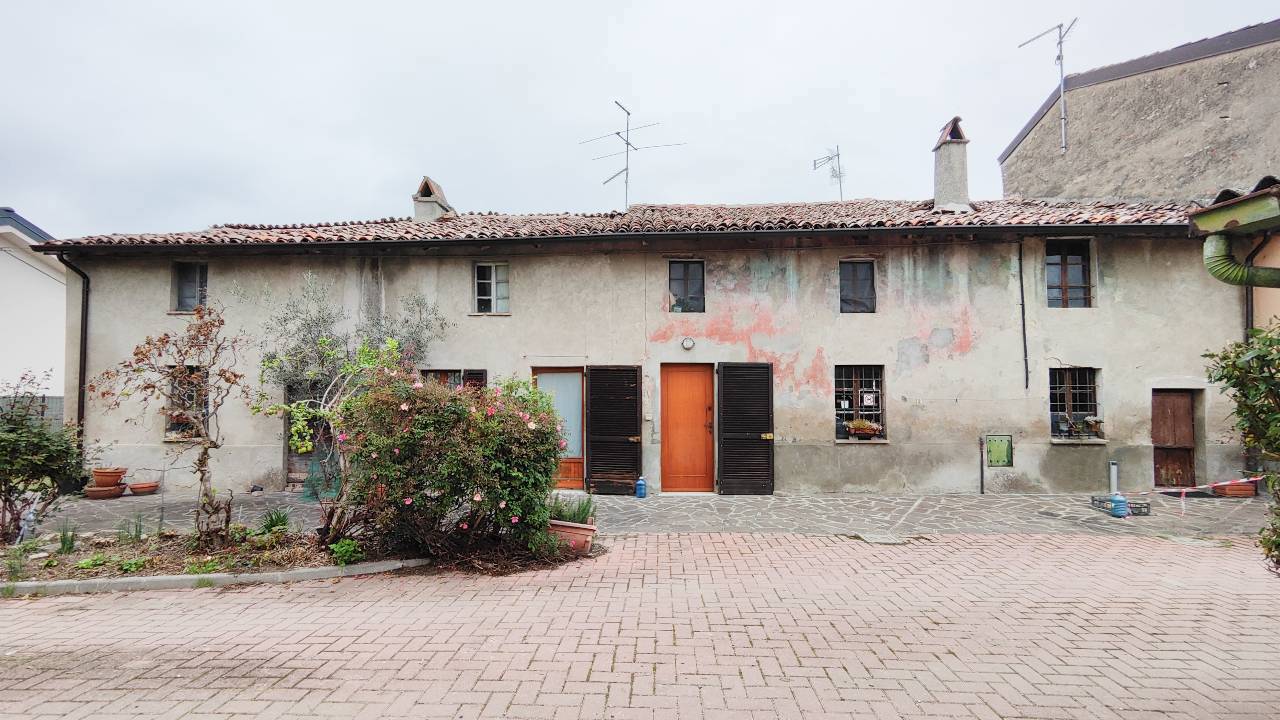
[585,366,642,494]
[716,362,774,495]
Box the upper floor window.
[172,262,207,312]
[668,260,704,313]
[839,260,876,313]
[1049,367,1102,438]
[474,262,509,314]
[835,365,885,439]
[1046,239,1091,308]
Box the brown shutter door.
[585,365,642,495]
[462,369,487,387]
[717,362,774,495]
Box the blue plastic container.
[636,476,647,498]
[1109,492,1129,518]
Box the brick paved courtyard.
[3,531,1279,719]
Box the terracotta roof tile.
[41,198,1190,248]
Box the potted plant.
[547,493,597,555]
[91,467,127,487]
[843,418,883,440]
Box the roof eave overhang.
[33,223,1191,257]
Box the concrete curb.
[2,558,431,597]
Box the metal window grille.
[668,260,705,312]
[1045,239,1092,308]
[839,260,876,313]
[423,369,463,389]
[834,365,884,439]
[166,365,207,436]
[474,262,509,313]
[173,262,207,312]
[1049,367,1100,437]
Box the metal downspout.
[56,253,89,439]
[1203,233,1280,288]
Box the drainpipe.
[1243,232,1273,339]
[1203,233,1280,289]
[56,253,89,440]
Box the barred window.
[839,261,876,313]
[166,365,207,438]
[1049,367,1100,438]
[835,365,884,439]
[1046,239,1092,308]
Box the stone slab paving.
[3,532,1279,719]
[41,490,1270,538]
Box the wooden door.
[533,368,584,490]
[1152,390,1195,487]
[585,366,643,494]
[660,364,715,492]
[716,362,774,495]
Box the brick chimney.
[412,176,455,222]
[932,117,971,213]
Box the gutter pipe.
[56,253,89,439]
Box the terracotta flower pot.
[549,517,597,555]
[128,481,160,496]
[92,467,127,487]
[85,484,126,500]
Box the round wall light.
[681,337,696,351]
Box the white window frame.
[473,261,510,314]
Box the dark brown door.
[585,366,642,495]
[660,364,715,492]
[1152,390,1195,487]
[717,362,774,495]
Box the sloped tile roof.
[40,198,1190,248]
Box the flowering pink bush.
[339,374,561,556]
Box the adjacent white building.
[0,207,64,397]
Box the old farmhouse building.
[38,121,1243,496]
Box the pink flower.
[558,439,568,450]
[371,452,378,459]
[469,406,477,413]
[494,387,503,396]
[520,412,530,422]
[393,448,400,455]
[499,500,506,509]
[486,406,495,416]
[400,403,410,411]
[403,497,413,505]
[510,515,520,524]
[337,433,348,443]
[459,522,469,530]
[528,421,537,430]
[473,492,483,502]
[412,381,424,389]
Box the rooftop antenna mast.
[579,101,685,209]
[812,146,845,201]
[1018,17,1077,154]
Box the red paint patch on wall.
[952,307,974,355]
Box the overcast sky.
[2,1,1275,239]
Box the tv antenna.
[579,101,685,209]
[1019,17,1077,154]
[812,146,845,201]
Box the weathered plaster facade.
[64,232,1244,497]
[1001,33,1280,203]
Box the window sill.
[467,312,512,317]
[835,438,890,445]
[167,310,197,316]
[163,434,199,444]
[1050,437,1108,445]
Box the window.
[835,365,884,439]
[839,260,876,313]
[172,262,208,312]
[1049,367,1101,438]
[166,366,207,438]
[422,369,487,389]
[668,260,705,313]
[1046,239,1091,308]
[474,262,509,314]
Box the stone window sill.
[467,312,512,317]
[167,310,197,316]
[835,438,890,445]
[1050,437,1108,445]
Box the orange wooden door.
[661,364,714,492]
[534,368,585,490]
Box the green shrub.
[118,557,147,573]
[341,376,562,556]
[0,371,85,543]
[4,548,24,581]
[258,508,291,535]
[228,523,249,544]
[183,557,222,575]
[75,553,107,570]
[328,538,365,566]
[548,494,595,525]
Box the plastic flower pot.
[92,467,127,487]
[548,516,597,555]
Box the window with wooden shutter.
[716,362,774,495]
[462,369,487,387]
[585,365,642,494]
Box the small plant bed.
[7,523,351,583]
